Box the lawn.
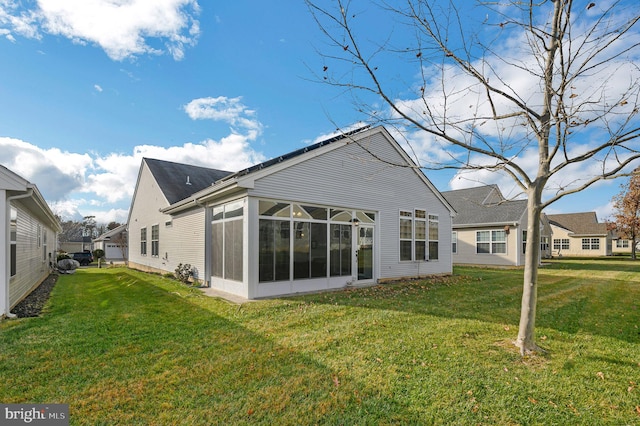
[1,259,638,425]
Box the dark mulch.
[10,274,59,318]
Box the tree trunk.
[515,184,545,355]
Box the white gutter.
[160,178,243,215]
[453,221,519,229]
[3,188,33,319]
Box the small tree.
[111,230,128,265]
[308,0,640,355]
[93,249,105,261]
[609,172,640,259]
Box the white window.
[553,238,569,250]
[452,231,457,254]
[476,230,506,254]
[415,210,426,261]
[616,239,629,248]
[399,210,438,261]
[428,214,439,260]
[151,225,159,257]
[140,228,147,255]
[10,207,17,277]
[582,238,600,250]
[212,200,244,282]
[43,229,47,262]
[399,210,413,261]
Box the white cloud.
[386,6,640,207]
[0,131,265,225]
[183,96,265,137]
[0,0,200,60]
[94,84,103,92]
[0,136,92,200]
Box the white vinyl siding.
[128,163,208,279]
[8,202,57,308]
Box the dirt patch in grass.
[11,274,58,318]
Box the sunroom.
[209,197,377,299]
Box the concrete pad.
[198,286,251,304]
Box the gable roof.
[1,165,62,232]
[144,158,232,205]
[441,185,527,226]
[546,212,609,236]
[93,224,127,242]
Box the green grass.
[1,259,639,425]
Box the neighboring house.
[59,236,92,254]
[1,165,61,318]
[611,237,639,255]
[547,212,613,257]
[93,224,128,261]
[128,126,455,299]
[442,185,551,267]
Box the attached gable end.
[547,212,607,236]
[245,128,450,211]
[442,186,526,227]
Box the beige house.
[611,237,638,255]
[442,185,551,267]
[1,165,61,318]
[546,212,612,257]
[127,126,455,299]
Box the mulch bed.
[10,274,59,318]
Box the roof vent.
[186,176,192,185]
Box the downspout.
[3,188,33,319]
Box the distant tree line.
[56,215,123,246]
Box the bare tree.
[111,230,128,265]
[307,0,640,354]
[57,216,84,246]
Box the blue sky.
[0,0,637,225]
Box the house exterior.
[442,185,551,266]
[611,237,638,255]
[128,126,455,299]
[93,224,128,261]
[546,212,613,257]
[1,165,61,318]
[59,236,92,254]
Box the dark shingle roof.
[546,212,608,235]
[144,158,233,205]
[442,185,527,225]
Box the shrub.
[57,254,70,262]
[174,263,193,284]
[93,249,105,260]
